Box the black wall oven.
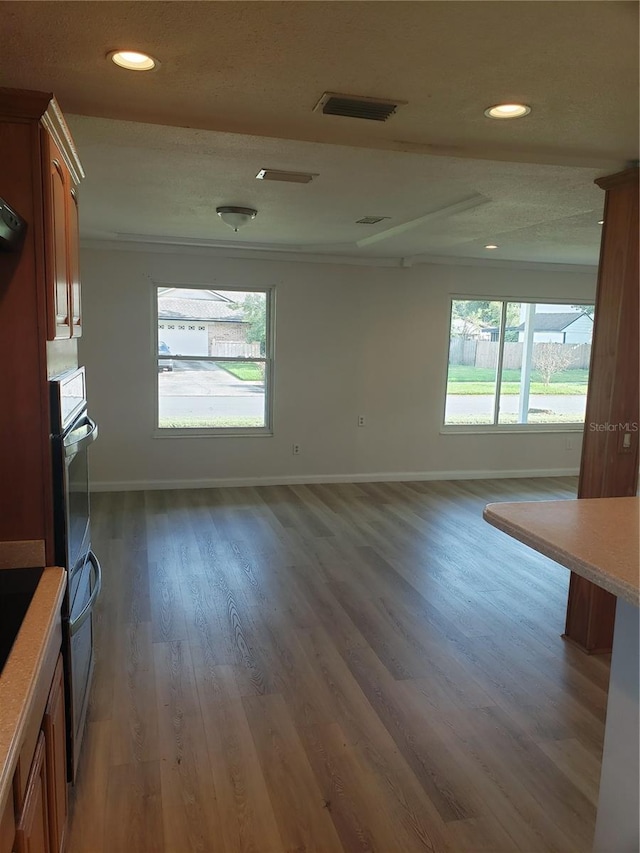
[50,366,102,781]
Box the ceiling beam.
[355,193,489,247]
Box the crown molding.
[407,254,597,274]
[595,165,639,191]
[79,235,597,274]
[0,86,52,118]
[79,237,403,266]
[0,88,85,185]
[41,97,85,185]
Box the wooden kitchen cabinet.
[0,88,84,559]
[42,130,82,341]
[68,188,81,339]
[14,734,49,853]
[5,648,68,853]
[42,657,67,853]
[0,794,15,853]
[43,135,72,340]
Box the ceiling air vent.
[356,216,390,225]
[313,92,405,122]
[256,168,318,184]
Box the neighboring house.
[482,312,593,344]
[516,311,593,344]
[157,288,257,356]
[482,324,518,342]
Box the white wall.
[79,245,596,489]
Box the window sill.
[440,424,585,435]
[153,428,273,439]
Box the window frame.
[440,294,595,434]
[152,282,275,438]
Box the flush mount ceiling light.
[484,103,531,119]
[108,50,158,71]
[484,244,499,249]
[216,206,258,232]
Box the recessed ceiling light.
[484,103,531,119]
[108,50,158,71]
[484,244,499,249]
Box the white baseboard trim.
[91,467,579,492]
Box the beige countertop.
[483,497,640,607]
[0,566,66,814]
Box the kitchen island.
[484,497,639,853]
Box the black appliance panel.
[0,196,26,251]
[50,368,97,577]
[50,366,101,783]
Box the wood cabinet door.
[43,134,71,340]
[15,733,50,853]
[43,656,67,853]
[68,187,81,338]
[0,791,15,853]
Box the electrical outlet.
[292,443,301,455]
[358,415,365,427]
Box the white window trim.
[440,295,595,434]
[151,283,275,438]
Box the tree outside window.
[445,299,594,427]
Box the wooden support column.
[564,167,639,653]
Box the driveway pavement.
[158,361,265,418]
[446,393,586,421]
[159,361,263,395]
[159,365,587,422]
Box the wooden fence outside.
[212,341,261,358]
[449,339,591,371]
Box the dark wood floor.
[68,477,609,853]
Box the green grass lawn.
[448,381,587,395]
[445,412,584,425]
[159,416,264,428]
[447,365,588,395]
[219,363,264,381]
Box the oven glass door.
[66,447,89,575]
[67,549,102,779]
[70,561,93,737]
[64,415,97,574]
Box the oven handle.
[64,416,98,458]
[69,550,102,636]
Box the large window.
[155,286,273,434]
[444,299,594,428]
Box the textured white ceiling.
[2,0,637,265]
[69,114,607,264]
